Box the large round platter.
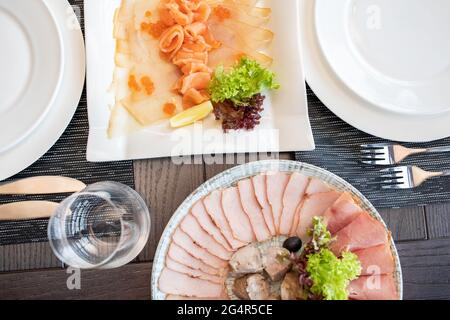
[151,160,403,300]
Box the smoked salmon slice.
[279,173,309,235]
[172,228,228,271]
[221,187,256,243]
[348,274,398,300]
[266,172,290,233]
[353,244,395,276]
[191,199,233,251]
[330,212,389,256]
[251,174,276,236]
[203,190,246,249]
[323,193,363,234]
[180,214,233,260]
[296,191,342,241]
[159,268,226,298]
[237,179,271,241]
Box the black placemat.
[0,0,135,246]
[296,86,450,209]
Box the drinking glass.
[48,181,150,269]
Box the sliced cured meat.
[180,214,232,260]
[251,174,276,236]
[203,191,246,249]
[172,228,228,270]
[348,274,398,300]
[159,268,225,298]
[191,200,233,251]
[166,257,225,284]
[279,172,309,235]
[266,172,290,233]
[305,178,332,194]
[237,179,271,241]
[323,193,363,234]
[353,244,395,276]
[221,187,255,243]
[166,294,226,300]
[167,242,219,276]
[331,213,389,255]
[296,191,342,240]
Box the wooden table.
[1,153,449,300]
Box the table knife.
[0,201,59,220]
[0,176,86,195]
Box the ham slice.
[348,274,398,300]
[172,228,228,270]
[266,172,290,233]
[279,173,309,235]
[166,294,226,300]
[167,242,220,276]
[191,200,233,251]
[237,179,271,241]
[331,213,389,255]
[203,191,246,249]
[296,191,342,240]
[323,193,363,234]
[166,257,225,284]
[221,187,255,243]
[251,174,276,235]
[180,214,232,260]
[289,178,333,235]
[159,268,226,298]
[353,244,395,276]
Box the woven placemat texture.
[0,0,135,246]
[296,86,450,209]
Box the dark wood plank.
[397,238,450,300]
[0,242,61,272]
[378,206,427,242]
[0,263,152,300]
[134,158,204,262]
[425,204,450,239]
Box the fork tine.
[360,149,385,155]
[381,179,403,184]
[361,159,383,165]
[360,143,392,148]
[382,184,410,190]
[380,167,403,173]
[380,173,403,179]
[360,154,386,160]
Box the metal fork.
[380,166,450,189]
[360,143,450,165]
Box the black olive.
[283,237,302,253]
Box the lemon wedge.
[170,101,214,128]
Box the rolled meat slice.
[279,172,309,235]
[237,179,271,241]
[180,214,233,260]
[323,193,363,234]
[159,268,226,298]
[166,257,225,284]
[330,212,389,255]
[251,174,276,236]
[221,187,255,243]
[191,200,233,251]
[203,190,246,249]
[348,274,398,300]
[353,244,395,276]
[266,172,290,233]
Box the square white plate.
[85,0,315,161]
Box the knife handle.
[0,201,59,221]
[0,176,86,195]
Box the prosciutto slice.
[221,187,255,243]
[348,274,398,300]
[331,213,389,255]
[296,191,342,240]
[166,257,225,284]
[279,173,309,235]
[180,214,232,260]
[191,200,233,251]
[159,268,226,298]
[323,193,363,234]
[266,172,290,233]
[172,228,228,270]
[251,174,276,235]
[353,244,395,276]
[237,179,271,241]
[203,190,246,249]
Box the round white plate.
[151,160,403,300]
[301,0,450,142]
[0,0,64,153]
[0,0,85,181]
[315,0,450,116]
